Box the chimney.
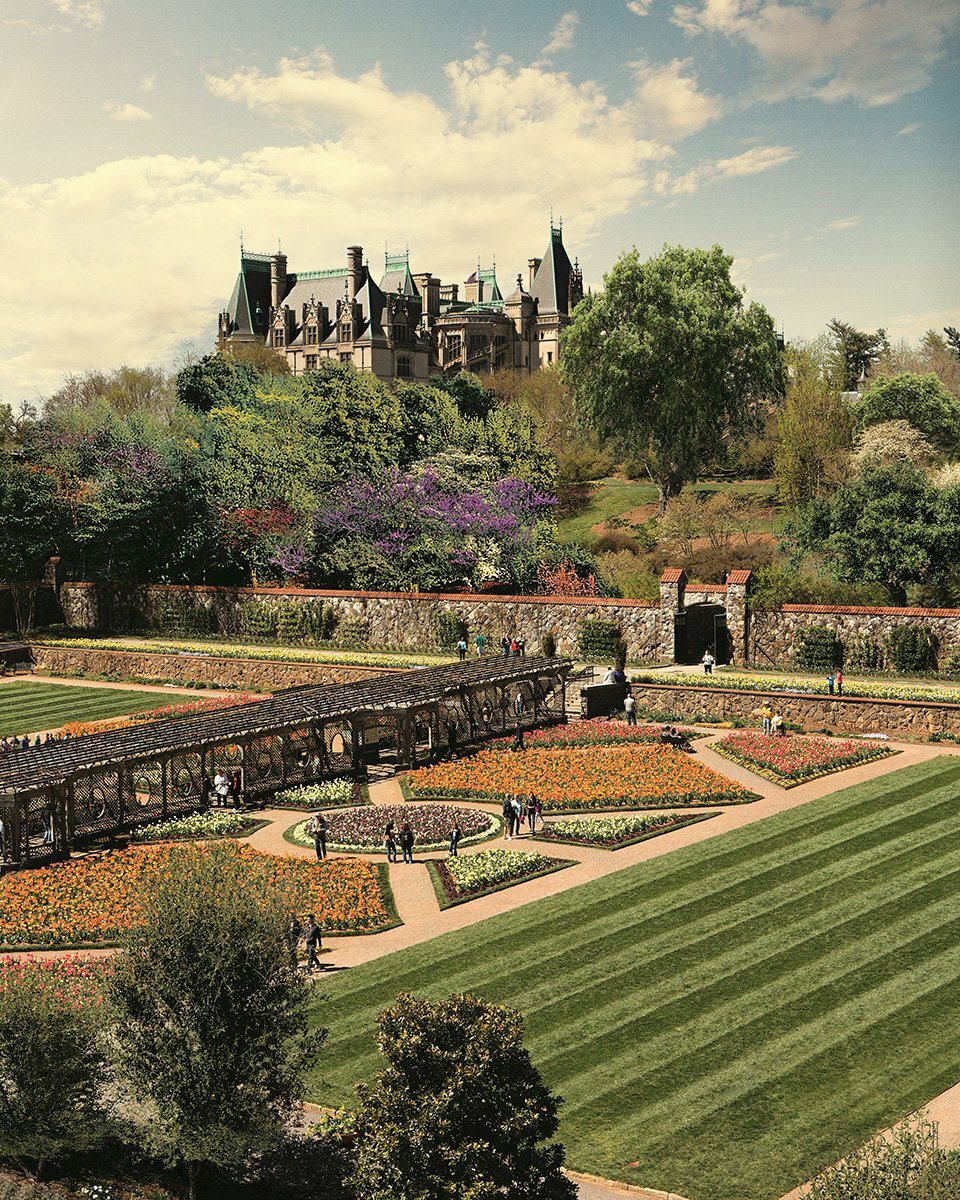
[347,245,363,302]
[528,257,541,289]
[270,251,287,308]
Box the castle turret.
[347,245,363,301]
[270,251,287,309]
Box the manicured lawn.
[308,757,960,1200]
[0,680,178,737]
[556,476,658,543]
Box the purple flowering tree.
[311,467,556,591]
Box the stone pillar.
[725,570,752,665]
[658,569,686,662]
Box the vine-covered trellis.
[0,656,569,867]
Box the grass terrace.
[309,757,960,1200]
[0,680,186,738]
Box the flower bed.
[490,719,702,749]
[130,809,267,843]
[58,693,261,738]
[35,636,445,672]
[534,810,719,849]
[711,733,898,786]
[428,848,572,908]
[408,744,754,812]
[631,670,960,707]
[0,955,112,1006]
[269,780,365,810]
[0,843,394,949]
[285,803,500,854]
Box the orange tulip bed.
[408,743,755,812]
[0,842,392,949]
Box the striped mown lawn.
[308,757,960,1200]
[0,681,179,738]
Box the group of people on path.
[827,671,844,695]
[753,703,786,736]
[1,730,71,753]
[384,820,417,863]
[459,633,526,660]
[204,771,244,809]
[501,793,542,839]
[286,914,326,973]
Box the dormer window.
[273,328,285,348]
[306,325,318,345]
[340,319,352,343]
[394,324,409,345]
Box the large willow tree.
[561,244,785,512]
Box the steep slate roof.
[224,253,271,336]
[380,250,417,298]
[530,225,573,316]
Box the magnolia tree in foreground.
[349,992,576,1200]
[109,843,321,1200]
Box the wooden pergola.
[0,656,570,867]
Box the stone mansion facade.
[217,224,584,383]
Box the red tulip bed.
[712,733,898,786]
[489,719,702,750]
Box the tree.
[561,244,784,513]
[0,462,62,632]
[430,371,495,421]
[789,463,960,605]
[827,318,888,391]
[852,420,936,470]
[774,341,854,508]
[349,993,576,1200]
[176,352,261,412]
[855,372,960,453]
[945,326,960,359]
[43,366,176,419]
[0,967,106,1180]
[109,843,319,1200]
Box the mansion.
[217,224,584,383]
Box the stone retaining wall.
[750,605,960,668]
[627,681,960,738]
[59,582,661,660]
[32,645,395,692]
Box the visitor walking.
[229,771,243,810]
[399,822,415,864]
[624,694,637,725]
[836,670,844,696]
[512,795,524,837]
[517,638,526,657]
[474,632,487,657]
[513,724,526,752]
[501,635,511,657]
[287,915,302,970]
[528,793,542,834]
[514,692,525,721]
[503,796,515,840]
[827,673,835,695]
[213,772,230,807]
[303,914,323,973]
[456,637,467,661]
[510,637,520,657]
[761,703,773,736]
[771,711,785,737]
[702,650,715,675]
[602,665,617,684]
[385,820,398,863]
[307,812,327,860]
[449,825,462,857]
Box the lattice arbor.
[0,656,569,866]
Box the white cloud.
[538,11,580,61]
[0,44,801,403]
[887,307,960,343]
[825,215,860,231]
[140,74,157,93]
[627,0,653,14]
[103,101,154,123]
[51,0,108,28]
[655,142,797,195]
[672,0,958,107]
[896,122,920,136]
[631,58,721,136]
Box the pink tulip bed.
[712,733,897,786]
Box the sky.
[0,0,957,406]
